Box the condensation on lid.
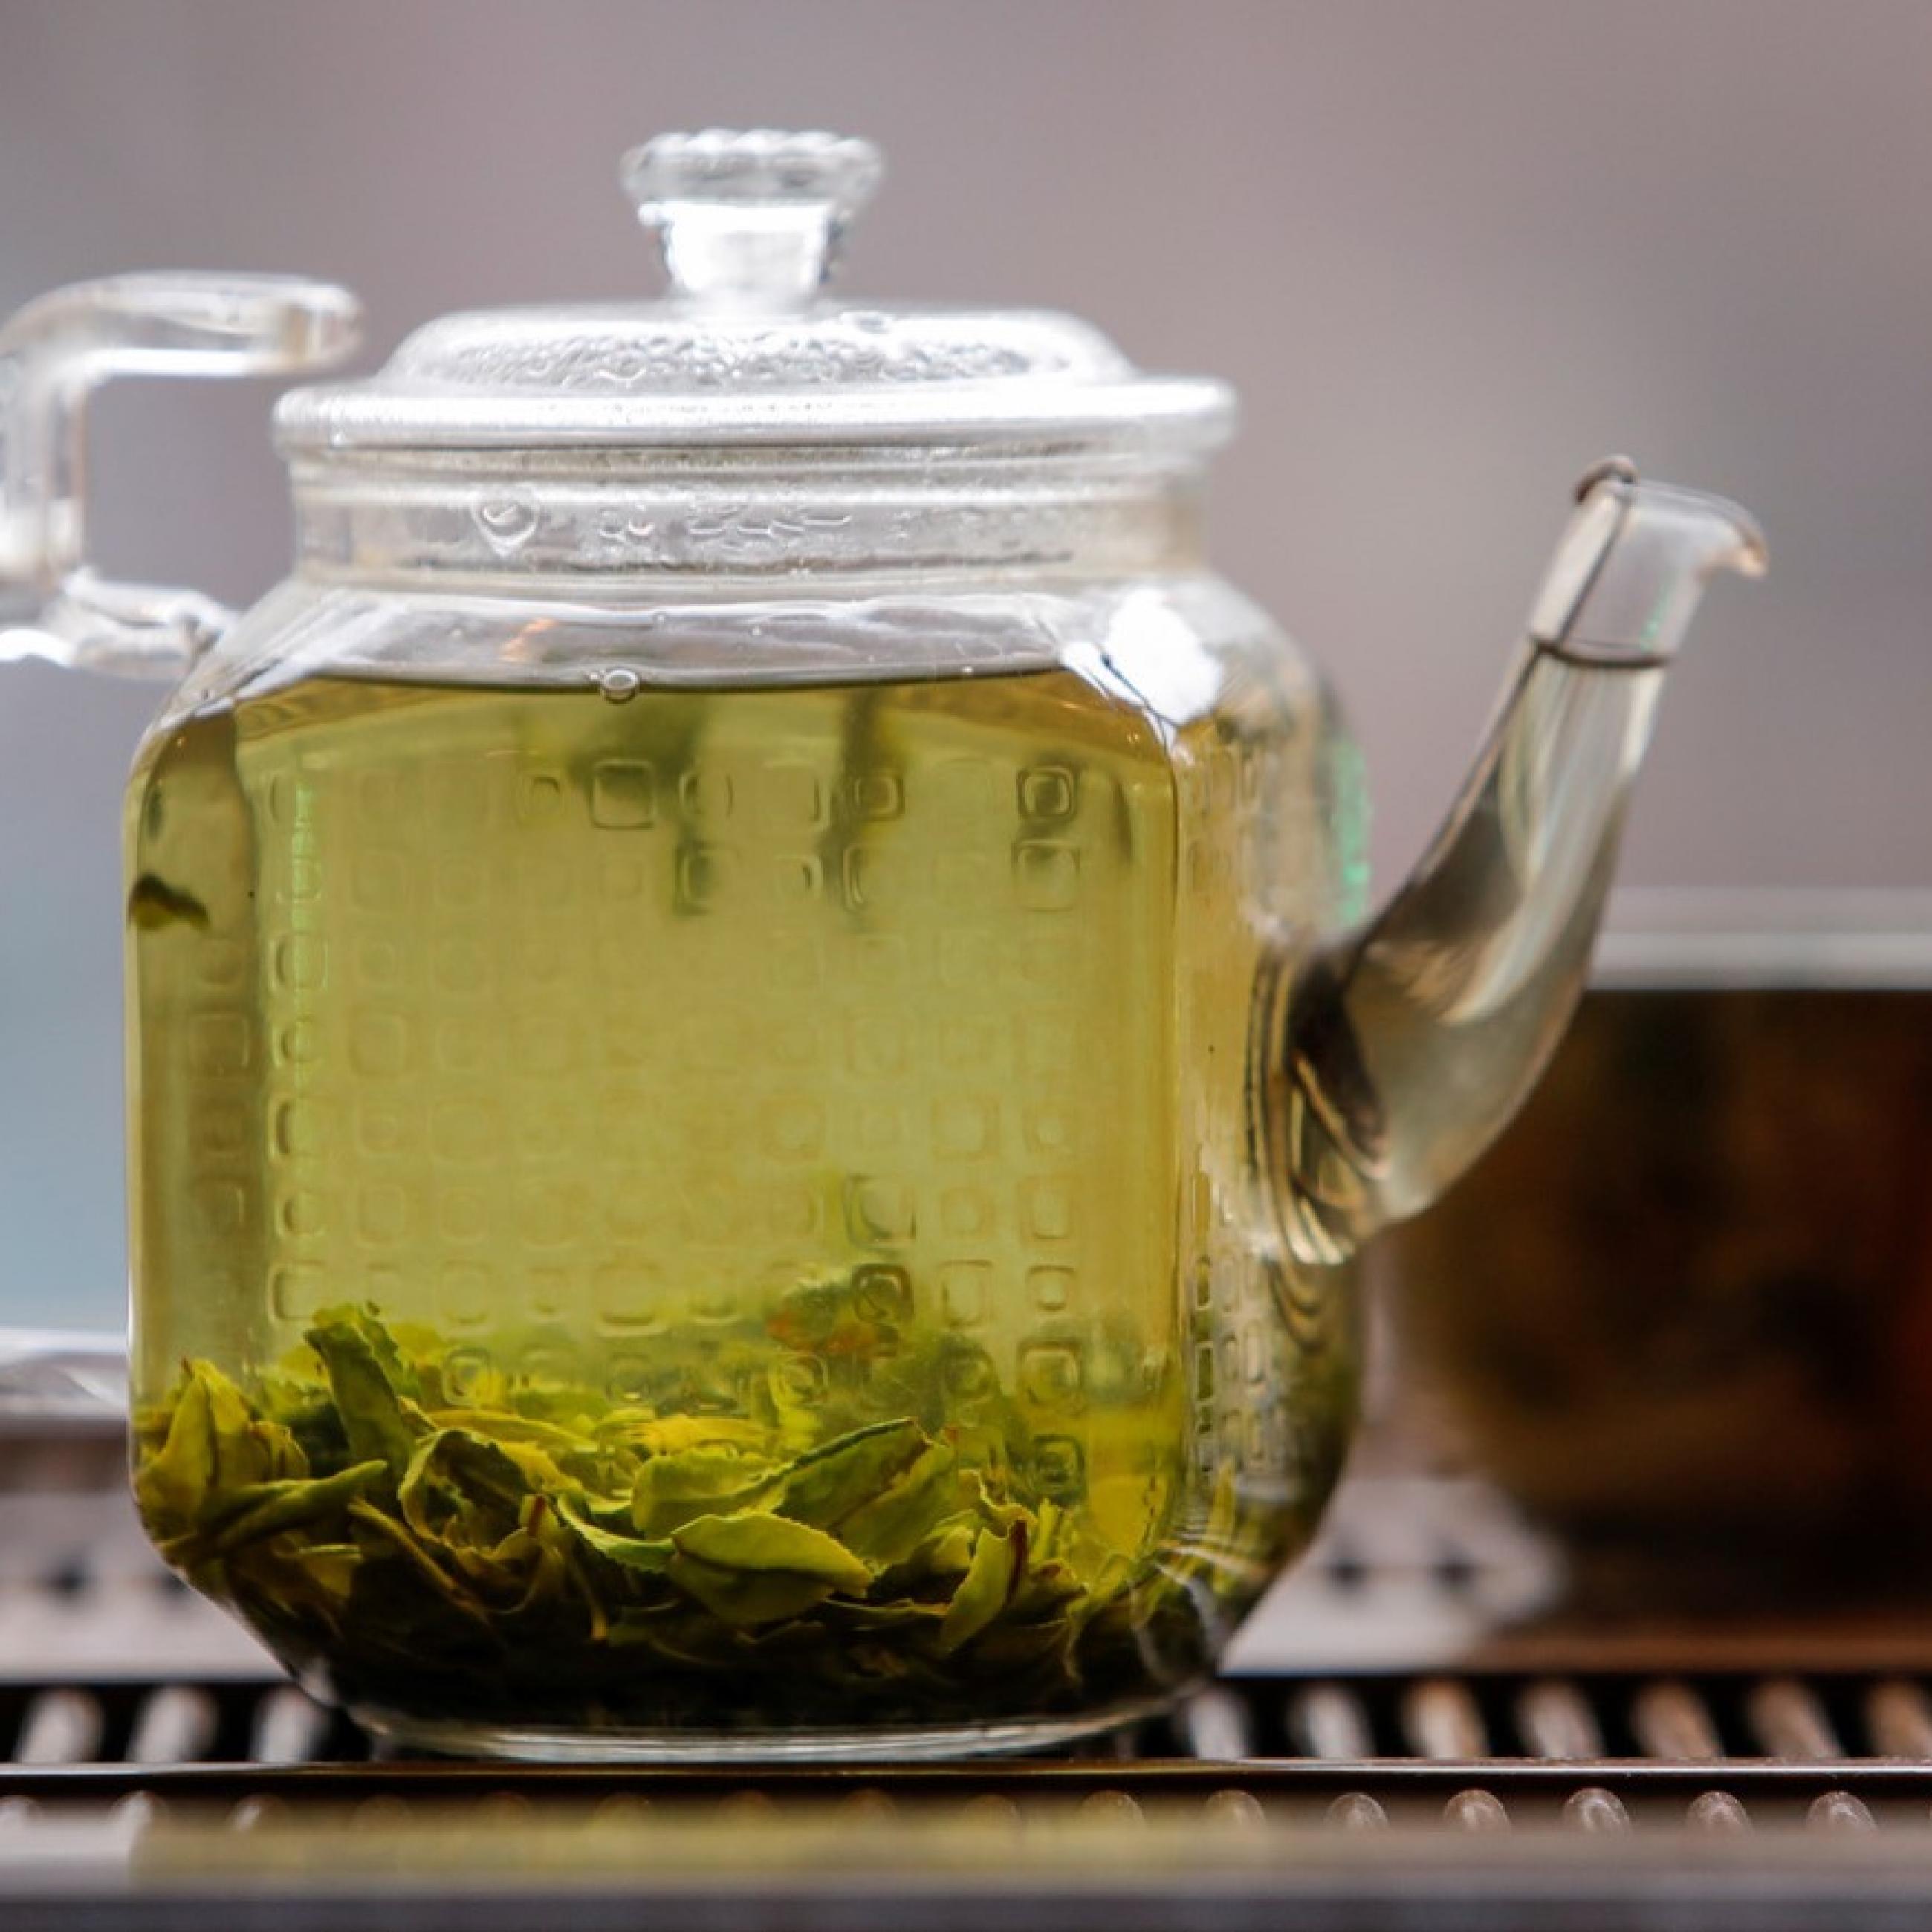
[275,129,1235,457]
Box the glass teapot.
[0,132,1763,1759]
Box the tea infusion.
[127,666,1326,1739]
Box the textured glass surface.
[0,121,1767,1751]
[125,576,1358,1754]
[275,131,1230,458]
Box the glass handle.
[0,272,360,678]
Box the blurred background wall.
[1,0,1928,1328]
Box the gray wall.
[2,0,1928,1328]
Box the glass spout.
[1261,460,1766,1264]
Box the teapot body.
[6,132,1763,1762]
[126,562,1365,1755]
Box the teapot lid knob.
[620,129,883,312]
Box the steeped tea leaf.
[834,1442,962,1564]
[873,1514,979,1598]
[136,1359,307,1540]
[202,1459,389,1558]
[631,1447,784,1537]
[288,1540,361,1606]
[667,1510,873,1626]
[938,1520,1024,1654]
[306,1318,421,1478]
[311,1303,424,1398]
[132,1300,1208,1736]
[399,1429,530,1550]
[673,1510,873,1590]
[610,1414,771,1456]
[776,1417,928,1533]
[558,1499,675,1576]
[427,1408,598,1457]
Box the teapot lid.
[273,131,1232,458]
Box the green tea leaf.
[938,1520,1025,1654]
[134,1370,221,1536]
[346,1498,494,1627]
[285,1540,362,1607]
[507,1385,604,1430]
[467,1523,571,1614]
[310,1303,423,1398]
[426,1408,598,1457]
[569,1491,642,1534]
[1029,1497,1066,1563]
[557,1498,675,1576]
[836,1441,962,1564]
[607,1414,774,1456]
[873,1514,979,1598]
[820,1597,950,1632]
[668,1510,872,1627]
[250,1375,349,1469]
[672,1510,873,1587]
[399,1429,529,1551]
[306,1318,422,1479]
[504,1443,583,1497]
[135,1360,307,1539]
[202,1459,389,1557]
[132,1297,1206,1730]
[127,872,210,931]
[960,1612,1077,1677]
[962,1470,1030,1534]
[631,1447,783,1537]
[606,1604,762,1664]
[777,1418,928,1532]
[1007,1557,1086,1624]
[664,1557,843,1629]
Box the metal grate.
[1,1667,1930,1795]
[6,1445,1932,1926]
[4,1675,1932,1932]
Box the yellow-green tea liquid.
[126,665,1242,1734]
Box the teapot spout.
[1262,459,1766,1264]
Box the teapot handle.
[0,274,359,1424]
[0,272,360,678]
